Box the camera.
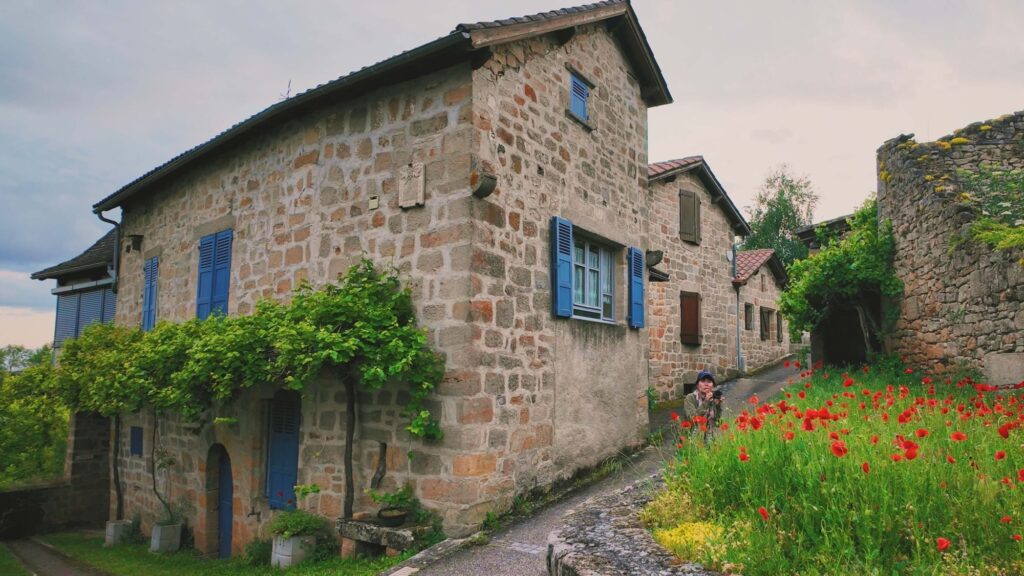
[712,390,723,401]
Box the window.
[54,287,116,349]
[267,390,300,509]
[679,190,701,244]
[196,229,233,320]
[550,216,644,328]
[776,311,784,343]
[680,291,701,345]
[130,426,143,457]
[744,303,753,331]
[760,307,772,341]
[760,273,766,291]
[142,257,159,331]
[568,72,591,123]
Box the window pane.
[603,294,613,318]
[574,265,585,304]
[588,269,599,306]
[574,242,584,264]
[588,245,599,268]
[601,250,612,293]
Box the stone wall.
[877,111,1024,382]
[110,22,654,544]
[0,412,109,538]
[466,22,651,520]
[647,173,741,399]
[737,268,789,371]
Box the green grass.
[41,533,410,576]
[647,362,1024,575]
[0,543,30,576]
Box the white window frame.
[572,236,615,322]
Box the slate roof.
[733,248,787,287]
[647,156,751,235]
[94,0,670,213]
[794,213,852,246]
[31,229,116,280]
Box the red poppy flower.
[891,453,903,462]
[1017,469,1024,482]
[843,378,854,388]
[862,462,870,474]
[784,360,790,368]
[936,537,950,551]
[795,361,801,368]
[671,412,679,421]
[1001,516,1013,524]
[749,395,760,405]
[1014,534,1022,542]
[831,440,849,458]
[758,506,770,521]
[947,455,956,464]
[829,431,840,441]
[802,418,815,431]
[870,435,880,445]
[681,421,692,429]
[739,452,750,462]
[798,391,806,399]
[996,451,1007,461]
[905,368,914,375]
[915,428,929,438]
[783,431,795,441]
[951,431,968,442]
[904,447,919,460]
[676,443,683,449]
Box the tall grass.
[645,363,1024,575]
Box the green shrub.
[240,538,271,566]
[267,509,330,539]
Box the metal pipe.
[95,210,120,293]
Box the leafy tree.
[0,361,68,488]
[743,165,818,266]
[779,199,903,357]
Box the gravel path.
[3,538,111,576]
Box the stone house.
[87,1,675,554]
[877,111,1024,383]
[647,155,782,399]
[31,230,118,352]
[732,248,789,372]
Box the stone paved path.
[388,359,799,576]
[3,538,110,576]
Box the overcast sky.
[2,0,1022,347]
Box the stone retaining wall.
[877,111,1024,382]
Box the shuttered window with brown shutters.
[760,307,772,341]
[680,291,701,345]
[679,189,701,245]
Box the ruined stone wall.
[465,22,651,521]
[738,268,789,371]
[877,112,1024,382]
[647,173,741,399]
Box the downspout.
[95,209,123,519]
[95,210,121,293]
[732,241,742,374]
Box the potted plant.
[268,508,330,568]
[368,485,417,527]
[149,440,183,553]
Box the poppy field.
[644,362,1024,575]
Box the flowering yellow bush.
[653,522,723,560]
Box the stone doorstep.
[337,518,431,552]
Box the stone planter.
[149,522,182,553]
[271,535,315,568]
[104,520,133,547]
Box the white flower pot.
[149,522,182,553]
[271,535,315,568]
[104,520,132,547]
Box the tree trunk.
[853,304,877,357]
[150,413,172,521]
[343,374,356,519]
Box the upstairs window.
[760,307,773,341]
[567,71,593,125]
[54,287,116,349]
[679,190,702,245]
[141,257,159,331]
[196,229,233,320]
[776,311,784,343]
[572,237,615,322]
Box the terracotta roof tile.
[733,249,775,284]
[647,156,702,179]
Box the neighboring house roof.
[31,229,117,281]
[733,248,787,287]
[794,213,852,247]
[647,156,752,235]
[93,0,672,214]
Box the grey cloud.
[0,270,56,311]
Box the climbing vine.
[779,199,903,355]
[55,259,444,439]
[957,167,1024,261]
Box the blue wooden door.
[267,391,300,508]
[218,451,233,558]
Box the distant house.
[31,229,118,351]
[794,213,851,255]
[732,249,789,372]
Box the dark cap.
[696,370,716,384]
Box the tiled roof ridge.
[733,248,776,284]
[456,0,624,31]
[647,156,703,178]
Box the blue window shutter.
[212,229,233,316]
[569,74,589,121]
[130,426,143,456]
[267,390,300,509]
[196,234,215,319]
[77,290,104,336]
[628,247,645,329]
[54,293,80,348]
[142,257,158,330]
[550,216,574,318]
[102,287,116,324]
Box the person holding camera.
[682,370,723,442]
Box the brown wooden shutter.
[760,307,771,341]
[679,190,698,244]
[680,291,701,345]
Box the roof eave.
[31,261,109,281]
[652,161,751,235]
[92,31,472,213]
